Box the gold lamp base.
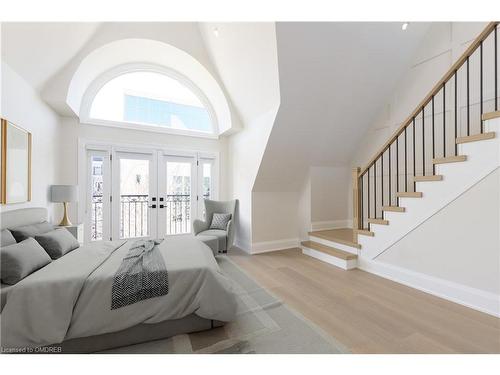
[59,202,73,226]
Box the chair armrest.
[193,219,209,235]
[226,219,235,250]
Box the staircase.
[302,22,500,274]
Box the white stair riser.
[308,235,359,255]
[360,118,499,259]
[302,247,357,270]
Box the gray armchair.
[193,199,237,254]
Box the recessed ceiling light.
[402,22,409,31]
[213,27,219,37]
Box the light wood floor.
[228,248,500,354]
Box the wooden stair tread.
[413,175,443,182]
[368,218,389,225]
[382,206,405,212]
[301,241,357,260]
[357,229,374,237]
[482,111,500,121]
[433,155,467,164]
[396,191,423,198]
[456,132,495,144]
[308,229,362,249]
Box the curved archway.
[67,38,232,136]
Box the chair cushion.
[35,228,80,259]
[9,221,54,242]
[209,213,231,230]
[1,229,16,247]
[197,235,219,255]
[0,238,52,285]
[198,229,227,251]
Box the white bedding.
[1,236,237,348]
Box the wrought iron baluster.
[480,41,484,133]
[422,107,425,176]
[467,56,470,136]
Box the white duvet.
[1,237,237,349]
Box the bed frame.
[1,207,223,353]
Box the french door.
[112,151,157,240]
[84,146,217,243]
[157,154,196,238]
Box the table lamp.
[51,185,78,226]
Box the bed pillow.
[9,221,54,242]
[209,213,232,230]
[35,228,79,259]
[1,229,16,247]
[0,238,52,285]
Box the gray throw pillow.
[210,213,232,230]
[35,228,79,259]
[1,229,16,247]
[0,238,52,285]
[9,221,54,242]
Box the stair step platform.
[433,155,467,164]
[308,229,361,252]
[357,229,375,237]
[413,175,443,182]
[301,241,357,270]
[482,111,500,121]
[456,132,495,144]
[396,191,423,198]
[382,206,405,212]
[368,218,389,225]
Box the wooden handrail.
[359,21,499,176]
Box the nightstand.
[56,223,84,244]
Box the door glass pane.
[166,161,191,235]
[202,163,211,200]
[90,156,104,241]
[120,159,149,239]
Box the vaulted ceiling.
[1,22,101,91]
[253,22,431,191]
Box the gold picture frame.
[1,118,32,204]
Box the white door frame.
[112,150,157,240]
[157,153,197,238]
[78,138,219,243]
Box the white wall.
[310,166,350,227]
[0,62,62,220]
[377,168,500,295]
[352,22,488,169]
[200,23,281,253]
[251,191,299,246]
[297,171,312,241]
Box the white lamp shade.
[51,185,78,203]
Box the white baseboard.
[251,238,300,254]
[310,219,352,231]
[358,257,500,317]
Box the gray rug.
[101,256,349,354]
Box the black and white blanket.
[111,239,168,309]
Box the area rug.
[100,256,349,354]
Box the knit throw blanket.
[111,239,168,310]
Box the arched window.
[88,71,214,134]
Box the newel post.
[352,167,361,243]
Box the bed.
[0,207,237,353]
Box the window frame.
[80,63,219,139]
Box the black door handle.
[159,204,165,208]
[149,204,157,209]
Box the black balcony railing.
[91,193,210,240]
[91,194,103,241]
[120,194,149,238]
